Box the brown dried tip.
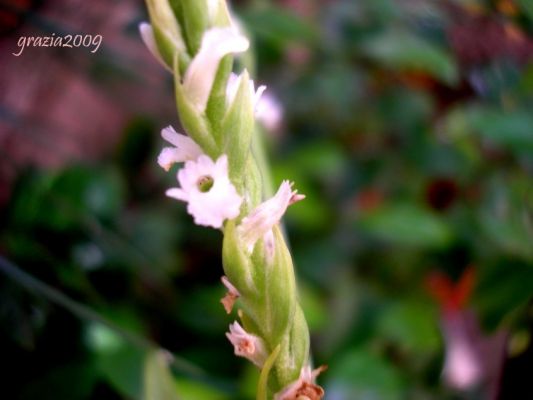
[220,276,240,314]
[276,365,328,400]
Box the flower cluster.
[140,1,324,397]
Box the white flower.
[220,275,240,314]
[226,321,267,367]
[239,180,305,253]
[183,28,249,113]
[157,126,203,171]
[226,72,266,114]
[166,155,242,228]
[275,364,327,400]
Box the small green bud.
[222,220,255,297]
[257,226,297,346]
[145,0,187,67]
[180,0,209,55]
[221,70,256,187]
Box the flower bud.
[226,321,268,367]
[221,275,240,314]
[274,364,327,400]
[145,0,186,67]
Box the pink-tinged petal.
[158,126,203,169]
[225,321,267,367]
[165,188,188,201]
[275,365,327,400]
[157,147,181,171]
[239,180,304,252]
[256,92,284,132]
[442,314,482,390]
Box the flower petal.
[239,180,304,252]
[158,126,203,169]
[168,154,242,229]
[226,321,267,367]
[184,28,249,112]
[138,22,171,71]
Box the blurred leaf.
[16,166,126,230]
[470,107,533,152]
[93,328,145,400]
[468,61,521,100]
[299,284,328,331]
[517,0,533,20]
[474,262,533,330]
[478,175,533,260]
[326,348,406,400]
[120,208,182,275]
[175,378,230,400]
[178,286,230,335]
[144,350,180,400]
[377,300,441,354]
[242,6,317,48]
[53,166,125,221]
[360,30,459,84]
[357,204,453,248]
[116,117,156,173]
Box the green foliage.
[357,204,453,248]
[2,0,533,399]
[360,30,459,85]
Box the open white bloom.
[275,365,326,400]
[226,72,266,114]
[166,155,242,228]
[239,180,305,253]
[220,275,240,314]
[183,28,249,113]
[226,321,267,367]
[157,126,203,171]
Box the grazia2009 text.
[13,33,103,56]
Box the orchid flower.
[166,155,242,228]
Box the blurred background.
[1,0,533,399]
